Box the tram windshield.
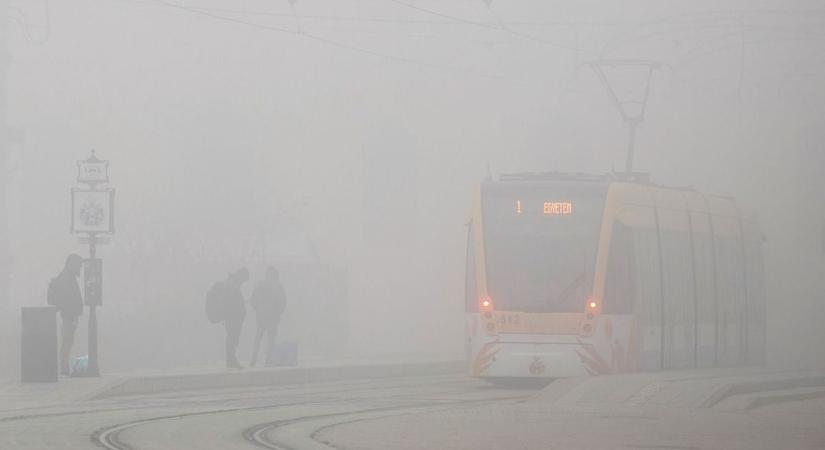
[482,183,607,313]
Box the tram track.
[245,396,525,450]
[91,400,322,450]
[1,374,464,426]
[81,370,825,450]
[243,405,425,450]
[0,377,464,450]
[90,381,527,450]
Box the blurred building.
[797,127,825,263]
[787,125,825,367]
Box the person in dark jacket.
[223,267,249,369]
[50,254,84,376]
[249,266,286,367]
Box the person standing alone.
[249,267,286,367]
[47,254,84,376]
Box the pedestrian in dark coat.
[249,267,286,367]
[48,254,84,376]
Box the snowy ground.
[1,366,823,449]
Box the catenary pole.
[0,0,9,313]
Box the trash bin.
[21,306,58,383]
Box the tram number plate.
[496,313,522,326]
[494,312,583,334]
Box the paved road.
[322,371,825,450]
[0,374,525,450]
[2,369,824,450]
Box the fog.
[1,0,824,377]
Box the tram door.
[656,203,695,370]
[624,204,662,371]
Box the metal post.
[73,151,112,378]
[0,0,11,382]
[87,237,99,376]
[625,120,638,174]
[0,0,10,313]
[588,60,659,177]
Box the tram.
[465,172,766,379]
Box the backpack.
[205,282,227,324]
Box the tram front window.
[482,185,606,313]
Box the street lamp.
[70,150,115,377]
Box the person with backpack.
[48,254,84,376]
[249,266,286,367]
[206,268,250,369]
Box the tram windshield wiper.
[551,271,586,310]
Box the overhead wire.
[105,1,825,91]
[8,1,50,44]
[134,0,515,83]
[150,0,295,33]
[388,0,590,55]
[676,35,825,70]
[103,2,631,28]
[483,0,587,55]
[599,8,825,57]
[388,0,501,31]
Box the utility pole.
[0,0,10,313]
[0,0,11,382]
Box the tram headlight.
[480,297,494,311]
[586,298,600,314]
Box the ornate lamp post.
[70,150,114,377]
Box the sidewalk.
[0,357,464,414]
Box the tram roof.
[496,171,650,184]
[489,171,751,221]
[493,171,722,196]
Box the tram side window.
[604,223,635,314]
[714,236,746,359]
[465,226,478,313]
[660,229,694,328]
[690,226,716,362]
[714,238,744,320]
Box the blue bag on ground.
[70,355,89,377]
[266,342,298,367]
